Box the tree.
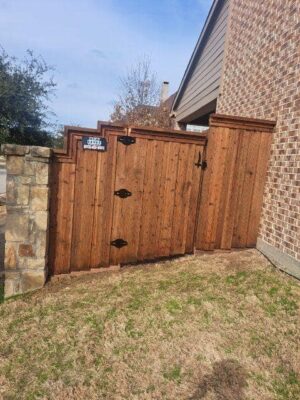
[110,58,171,128]
[0,47,57,145]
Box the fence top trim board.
[97,120,209,137]
[53,122,208,160]
[52,114,276,163]
[210,114,276,132]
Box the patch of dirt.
[190,359,247,400]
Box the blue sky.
[0,0,212,128]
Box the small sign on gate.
[82,136,107,151]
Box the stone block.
[1,144,29,156]
[6,156,24,175]
[18,244,35,257]
[35,162,49,185]
[17,184,30,206]
[6,176,31,206]
[18,176,32,185]
[4,272,22,298]
[34,211,49,231]
[30,147,52,158]
[5,244,17,269]
[24,160,35,176]
[5,213,29,241]
[35,231,47,258]
[21,270,46,292]
[26,157,50,164]
[26,257,46,269]
[30,186,49,211]
[17,258,28,268]
[6,176,16,205]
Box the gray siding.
[175,0,229,122]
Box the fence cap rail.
[210,114,276,132]
[53,122,208,158]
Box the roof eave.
[172,0,224,112]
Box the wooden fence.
[196,114,275,250]
[49,125,207,274]
[48,114,275,275]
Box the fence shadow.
[190,359,247,400]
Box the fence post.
[1,144,52,298]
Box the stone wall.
[2,144,52,297]
[217,0,300,268]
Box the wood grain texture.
[196,124,273,252]
[70,142,98,270]
[185,145,204,253]
[90,135,118,267]
[234,131,261,247]
[219,129,240,249]
[170,143,193,255]
[48,162,75,274]
[155,142,180,258]
[246,133,273,246]
[196,127,227,250]
[231,131,251,248]
[110,137,147,265]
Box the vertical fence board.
[146,140,167,259]
[234,131,261,247]
[90,135,117,267]
[137,140,166,260]
[49,162,75,274]
[219,129,240,249]
[137,140,156,260]
[231,131,251,247]
[155,142,180,258]
[185,144,204,253]
[70,143,98,270]
[246,132,273,246]
[170,143,193,255]
[154,141,172,257]
[196,127,230,250]
[110,138,147,265]
[214,128,237,248]
[195,127,219,250]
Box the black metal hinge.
[201,161,207,170]
[111,239,128,248]
[195,151,207,170]
[114,188,132,198]
[118,136,136,146]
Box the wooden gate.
[49,125,207,274]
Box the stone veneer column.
[1,144,52,297]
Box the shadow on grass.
[190,359,247,400]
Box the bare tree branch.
[110,57,171,128]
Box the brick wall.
[217,0,300,263]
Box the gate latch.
[111,239,128,248]
[118,136,136,146]
[195,151,207,170]
[114,188,132,198]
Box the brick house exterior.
[217,0,300,274]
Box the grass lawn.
[0,249,299,400]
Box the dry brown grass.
[0,249,299,400]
